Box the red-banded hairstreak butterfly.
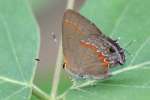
[62,9,125,80]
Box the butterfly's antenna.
[115,37,134,56]
[124,40,136,49]
[124,49,131,56]
[123,40,136,56]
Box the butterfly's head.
[104,38,126,67]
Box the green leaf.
[0,0,40,99]
[62,0,150,100]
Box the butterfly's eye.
[109,47,115,53]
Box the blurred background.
[29,0,150,99]
[30,0,85,99]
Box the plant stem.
[58,61,150,91]
[32,84,50,100]
[66,0,75,9]
[50,0,75,100]
[111,61,150,76]
[50,40,63,100]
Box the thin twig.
[57,61,150,97]
[74,61,150,89]
[50,40,63,100]
[32,85,50,100]
[50,0,75,100]
[66,0,75,9]
[111,61,150,76]
[70,80,96,89]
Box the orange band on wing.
[80,40,110,68]
[64,19,85,34]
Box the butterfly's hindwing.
[62,9,125,80]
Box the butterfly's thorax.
[62,9,125,79]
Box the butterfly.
[62,9,125,80]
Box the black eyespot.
[109,48,115,53]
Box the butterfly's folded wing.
[63,10,103,36]
[62,10,108,79]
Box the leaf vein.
[129,37,150,65]
[0,76,28,86]
[0,15,26,81]
[110,0,131,36]
[98,83,150,89]
[4,87,27,100]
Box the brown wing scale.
[62,9,109,79]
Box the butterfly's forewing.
[63,10,103,36]
[62,10,108,79]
